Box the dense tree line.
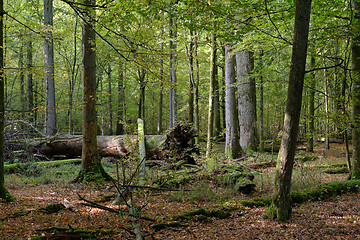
[0,0,358,222]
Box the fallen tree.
[34,123,198,164]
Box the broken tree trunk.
[34,123,197,164]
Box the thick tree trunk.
[267,0,312,221]
[35,130,195,162]
[44,0,57,136]
[351,0,360,179]
[0,0,14,201]
[225,45,241,159]
[236,50,257,151]
[75,0,109,183]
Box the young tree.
[307,55,316,152]
[225,45,241,159]
[75,0,110,183]
[44,0,57,136]
[0,0,14,201]
[266,0,312,221]
[206,32,216,158]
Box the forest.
[1,0,360,239]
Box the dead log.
[34,123,198,164]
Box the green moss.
[323,167,349,174]
[0,186,15,202]
[295,153,318,162]
[240,197,272,207]
[173,207,231,221]
[38,203,65,214]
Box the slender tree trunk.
[0,0,14,201]
[116,63,125,135]
[27,40,34,122]
[98,63,105,136]
[206,32,216,158]
[68,17,78,134]
[266,0,312,221]
[75,0,110,183]
[324,59,330,149]
[307,55,316,152]
[44,0,57,136]
[169,5,177,129]
[259,51,265,153]
[138,68,146,121]
[236,50,257,151]
[225,45,241,159]
[194,32,200,145]
[107,62,113,135]
[351,0,360,179]
[157,27,164,135]
[19,39,26,119]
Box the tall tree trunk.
[107,62,113,135]
[307,55,316,152]
[169,3,177,129]
[351,0,360,179]
[19,39,26,119]
[116,63,125,135]
[157,27,164,135]
[259,51,265,153]
[206,32,216,158]
[324,59,330,149]
[138,68,146,121]
[44,0,57,136]
[236,50,257,151]
[225,45,241,159]
[266,0,312,221]
[0,0,14,201]
[68,16,78,134]
[98,62,105,136]
[194,32,200,145]
[27,40,34,123]
[213,61,221,138]
[75,0,110,183]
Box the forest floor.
[1,142,359,239]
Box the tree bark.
[225,45,241,159]
[44,0,57,136]
[0,0,14,201]
[236,50,257,151]
[351,0,360,179]
[206,32,216,158]
[27,40,34,123]
[307,55,315,152]
[75,0,110,183]
[267,0,312,221]
[259,51,265,153]
[169,4,177,129]
[107,61,113,135]
[116,63,125,135]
